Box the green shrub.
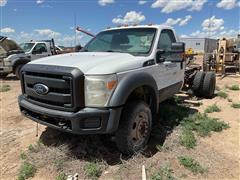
[204,104,221,113]
[217,91,228,99]
[228,84,240,91]
[231,103,240,109]
[56,172,67,180]
[181,113,229,137]
[173,95,181,104]
[150,165,174,180]
[178,156,205,174]
[18,162,36,180]
[20,153,27,160]
[28,144,34,152]
[179,128,197,149]
[84,162,102,179]
[0,84,11,92]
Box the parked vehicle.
[0,36,30,79]
[20,39,57,60]
[18,25,216,154]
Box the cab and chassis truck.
[18,25,215,154]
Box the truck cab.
[20,39,57,60]
[18,25,215,154]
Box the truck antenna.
[74,13,77,46]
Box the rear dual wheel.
[192,71,216,98]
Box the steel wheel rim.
[130,111,149,147]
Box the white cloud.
[179,15,192,26]
[0,0,7,6]
[162,15,192,27]
[189,0,207,11]
[34,29,61,37]
[0,27,15,34]
[202,16,224,32]
[218,29,239,38]
[216,0,239,9]
[112,11,146,24]
[139,0,147,5]
[55,34,84,47]
[189,29,239,38]
[151,0,207,13]
[162,18,182,26]
[98,0,114,6]
[180,34,189,38]
[36,0,44,4]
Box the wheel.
[192,71,205,97]
[0,73,8,79]
[115,101,152,154]
[202,72,216,98]
[14,64,24,79]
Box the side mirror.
[156,49,165,63]
[171,42,185,53]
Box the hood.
[7,53,28,61]
[30,52,146,74]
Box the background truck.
[20,39,57,60]
[0,36,30,79]
[18,25,216,154]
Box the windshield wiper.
[105,50,122,53]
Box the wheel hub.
[131,111,149,146]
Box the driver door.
[156,29,183,89]
[31,43,49,60]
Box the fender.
[12,58,31,70]
[109,72,159,112]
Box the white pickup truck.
[18,25,215,154]
[20,39,57,60]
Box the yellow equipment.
[205,35,240,75]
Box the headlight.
[85,74,118,107]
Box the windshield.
[84,28,156,55]
[0,38,23,54]
[20,43,35,52]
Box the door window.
[33,43,47,53]
[157,29,176,51]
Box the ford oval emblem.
[33,83,49,95]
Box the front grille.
[21,64,84,112]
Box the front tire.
[14,64,24,79]
[115,101,152,154]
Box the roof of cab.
[103,24,173,31]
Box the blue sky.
[0,0,239,46]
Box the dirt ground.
[0,74,240,180]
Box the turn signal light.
[106,80,117,90]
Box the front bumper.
[0,66,12,74]
[19,95,122,134]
